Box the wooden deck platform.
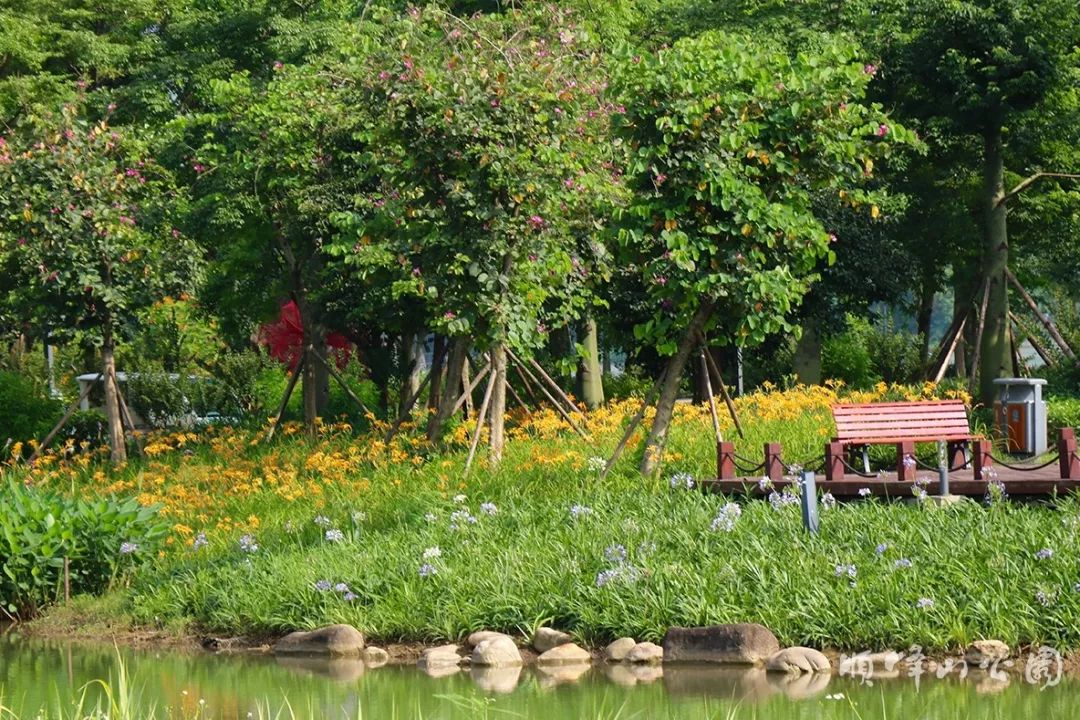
[702,463,1080,499]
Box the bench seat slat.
[831,399,975,447]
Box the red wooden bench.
[824,400,987,482]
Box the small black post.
[938,440,950,496]
[800,471,820,535]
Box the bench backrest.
[832,400,973,445]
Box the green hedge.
[0,480,168,618]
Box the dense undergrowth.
[4,382,1080,651]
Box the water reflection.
[1,631,1078,720]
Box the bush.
[1048,396,1080,435]
[63,409,108,446]
[0,371,61,447]
[0,480,167,617]
[822,325,876,388]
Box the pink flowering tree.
[612,33,920,475]
[0,102,199,463]
[332,6,624,459]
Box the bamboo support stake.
[111,370,145,456]
[1006,268,1077,361]
[29,372,102,464]
[600,369,667,480]
[522,353,584,417]
[463,371,497,476]
[461,357,474,420]
[700,349,723,445]
[452,361,492,415]
[266,356,305,443]
[508,352,591,442]
[968,277,991,397]
[697,336,744,439]
[1010,311,1054,366]
[311,347,374,417]
[384,369,433,444]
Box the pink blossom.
[192,162,206,173]
[564,178,575,189]
[829,233,838,244]
[107,103,117,112]
[444,311,456,320]
[876,124,889,137]
[273,61,283,70]
[864,63,877,76]
[491,98,500,108]
[654,172,667,186]
[172,228,181,238]
[412,267,421,277]
[378,71,391,81]
[528,215,544,229]
[654,275,668,286]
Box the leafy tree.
[334,5,623,460]
[0,102,199,462]
[183,53,376,434]
[612,32,918,474]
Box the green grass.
[9,383,1080,654]
[129,478,1080,652]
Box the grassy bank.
[9,382,1080,652]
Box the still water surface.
[1,631,1077,719]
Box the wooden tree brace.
[1059,428,1080,480]
[717,441,736,480]
[764,442,784,481]
[824,442,845,482]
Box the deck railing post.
[896,440,916,483]
[764,442,783,481]
[824,442,845,482]
[1059,429,1079,480]
[717,441,736,480]
[972,438,993,481]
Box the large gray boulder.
[274,624,365,657]
[965,640,1010,666]
[604,637,637,662]
[626,642,664,665]
[471,636,523,667]
[765,647,831,674]
[418,644,464,670]
[537,643,592,666]
[533,627,574,653]
[662,624,779,665]
[468,630,513,648]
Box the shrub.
[0,480,168,617]
[822,327,876,388]
[1048,396,1080,435]
[63,410,109,446]
[0,371,61,447]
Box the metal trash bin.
[992,378,1048,456]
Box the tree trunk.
[427,336,469,442]
[793,318,822,385]
[639,301,714,476]
[549,325,573,386]
[101,329,127,464]
[978,125,1011,405]
[575,317,604,409]
[489,341,507,465]
[426,336,448,417]
[915,279,935,368]
[399,332,426,416]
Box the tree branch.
[998,172,1080,207]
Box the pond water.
[1,631,1077,719]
